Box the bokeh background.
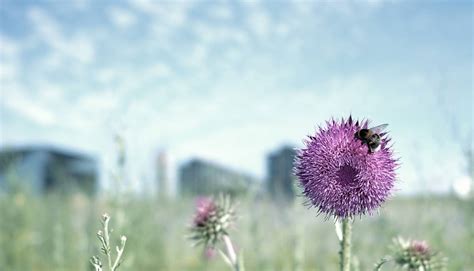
[0,0,472,270]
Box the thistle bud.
[391,237,447,270]
[189,195,236,247]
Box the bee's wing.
[369,124,388,134]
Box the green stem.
[103,218,113,271]
[340,218,352,271]
[222,235,242,271]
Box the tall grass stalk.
[90,213,127,271]
[0,194,468,270]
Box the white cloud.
[129,0,192,27]
[70,34,95,63]
[144,63,172,78]
[108,6,137,29]
[36,81,65,103]
[366,0,387,9]
[61,110,99,131]
[27,7,62,42]
[200,24,249,46]
[0,35,20,57]
[96,68,126,85]
[78,91,119,112]
[72,0,90,10]
[27,7,95,64]
[2,90,57,126]
[0,36,21,83]
[290,0,314,16]
[133,1,196,54]
[209,4,233,20]
[246,4,271,40]
[40,52,64,71]
[183,43,208,68]
[275,23,290,38]
[0,63,17,81]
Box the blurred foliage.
[0,190,472,271]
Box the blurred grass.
[0,192,472,271]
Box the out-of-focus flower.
[193,197,217,227]
[391,236,447,271]
[204,246,217,260]
[410,240,430,256]
[189,195,235,247]
[294,116,397,218]
[452,175,472,200]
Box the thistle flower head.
[294,116,397,218]
[193,197,218,226]
[392,237,447,270]
[189,195,236,247]
[410,240,430,256]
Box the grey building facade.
[0,146,98,195]
[267,146,296,201]
[179,159,255,196]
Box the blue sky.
[0,0,472,195]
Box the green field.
[0,192,473,271]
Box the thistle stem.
[340,218,352,271]
[222,235,241,271]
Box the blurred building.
[179,159,255,196]
[0,146,98,195]
[156,150,171,198]
[267,146,297,202]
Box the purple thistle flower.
[193,197,217,227]
[410,240,430,256]
[294,116,397,218]
[189,195,236,247]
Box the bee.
[354,124,388,153]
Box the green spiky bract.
[189,195,236,247]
